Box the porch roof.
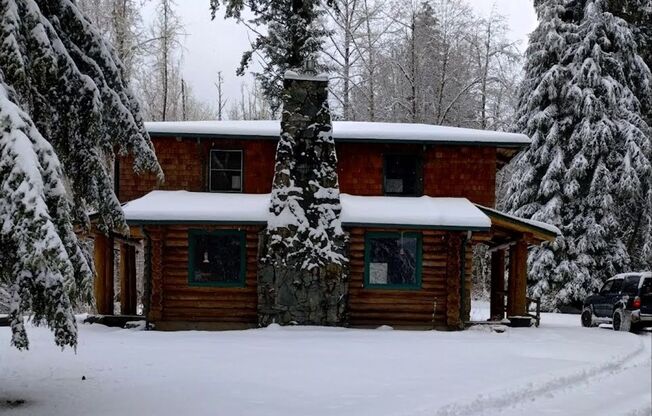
[475,205,561,246]
[121,191,492,231]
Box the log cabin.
[93,119,560,330]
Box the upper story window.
[383,154,422,196]
[210,149,243,192]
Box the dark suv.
[581,272,652,332]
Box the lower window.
[188,230,246,286]
[364,232,422,289]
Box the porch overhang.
[474,205,561,248]
[471,205,561,323]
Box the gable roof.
[121,191,492,231]
[144,120,531,148]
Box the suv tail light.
[633,296,641,309]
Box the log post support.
[507,238,528,317]
[490,249,506,320]
[446,233,463,329]
[93,233,115,315]
[120,243,138,315]
[148,228,164,322]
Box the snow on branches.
[0,0,162,348]
[0,0,162,234]
[266,74,347,271]
[0,78,91,350]
[506,0,652,309]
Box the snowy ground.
[1,303,650,416]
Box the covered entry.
[475,206,560,322]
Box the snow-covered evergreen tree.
[210,0,333,114]
[0,77,89,349]
[1,0,162,235]
[0,0,161,348]
[506,0,652,309]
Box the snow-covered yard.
[1,307,650,416]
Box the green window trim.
[363,231,423,290]
[187,229,247,287]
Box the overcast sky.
[144,1,537,109]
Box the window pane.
[384,155,419,195]
[622,276,641,295]
[211,171,242,192]
[191,233,243,284]
[600,281,613,293]
[610,279,623,293]
[367,235,419,286]
[211,150,241,170]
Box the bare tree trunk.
[480,19,492,129]
[363,0,375,121]
[161,0,169,121]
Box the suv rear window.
[610,279,623,293]
[622,275,641,295]
[641,278,652,295]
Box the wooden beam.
[507,239,528,317]
[120,244,138,315]
[105,236,115,315]
[490,249,506,320]
[93,233,115,315]
[93,233,108,315]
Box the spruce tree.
[506,0,652,309]
[210,0,334,114]
[0,0,161,349]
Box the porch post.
[120,243,138,315]
[507,238,527,317]
[93,233,115,315]
[490,249,506,320]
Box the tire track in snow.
[433,335,647,416]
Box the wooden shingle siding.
[145,224,263,328]
[346,227,461,329]
[119,138,277,202]
[121,138,498,207]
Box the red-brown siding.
[119,138,276,202]
[120,138,496,207]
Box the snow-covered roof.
[340,194,490,229]
[475,205,562,237]
[122,192,270,224]
[122,191,491,230]
[144,120,530,147]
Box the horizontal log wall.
[347,227,463,329]
[146,224,263,328]
[145,224,471,330]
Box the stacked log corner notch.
[258,73,349,326]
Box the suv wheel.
[581,307,596,327]
[612,309,631,332]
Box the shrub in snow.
[506,0,652,309]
